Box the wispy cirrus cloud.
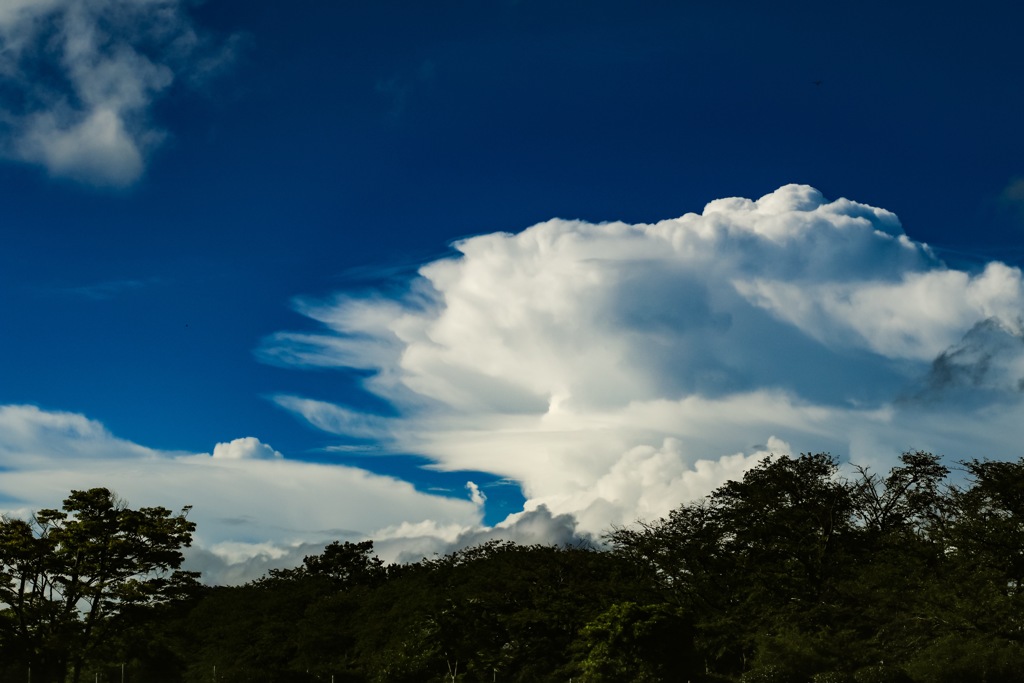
[262,185,1024,537]
[0,0,236,186]
[60,277,161,300]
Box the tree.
[266,540,384,587]
[951,457,1024,587]
[609,453,855,676]
[0,488,198,683]
[851,450,950,537]
[572,601,696,682]
[900,457,1024,682]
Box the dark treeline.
[4,452,1024,682]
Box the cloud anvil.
[260,184,1024,549]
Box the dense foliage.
[4,452,1024,682]
[0,488,198,683]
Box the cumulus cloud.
[9,186,1024,583]
[263,184,1024,538]
[907,318,1024,404]
[0,405,481,584]
[212,437,283,460]
[378,504,588,565]
[0,0,234,186]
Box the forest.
[2,451,1024,683]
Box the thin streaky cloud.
[60,277,161,300]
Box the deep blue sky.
[1,0,1023,549]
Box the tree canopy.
[0,488,198,683]
[6,451,1024,682]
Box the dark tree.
[0,488,198,683]
[572,600,696,682]
[851,450,950,536]
[609,453,855,677]
[56,450,1024,683]
[268,540,384,587]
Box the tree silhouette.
[0,488,197,683]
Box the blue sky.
[1,0,1023,582]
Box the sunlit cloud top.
[4,185,1024,584]
[263,185,1024,534]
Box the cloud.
[735,262,1024,360]
[264,184,1024,538]
[212,437,283,461]
[271,395,395,441]
[378,504,588,564]
[9,186,1024,584]
[0,0,234,186]
[52,277,161,300]
[466,480,487,506]
[906,318,1024,404]
[0,405,481,584]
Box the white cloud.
[9,186,1024,584]
[376,504,587,564]
[0,405,481,584]
[0,0,233,186]
[264,184,1024,539]
[271,395,395,441]
[212,437,283,460]
[736,261,1024,360]
[466,480,487,506]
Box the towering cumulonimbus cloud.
[0,0,234,186]
[4,185,1023,583]
[263,184,1024,535]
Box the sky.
[1,0,1023,583]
